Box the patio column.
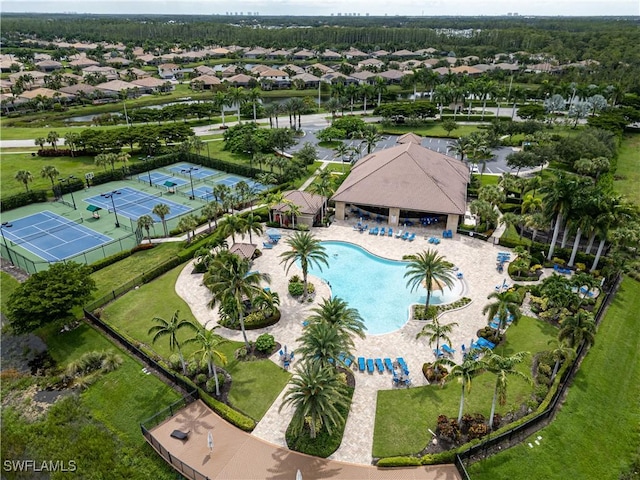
[446,214,459,236]
[335,202,346,220]
[388,207,400,226]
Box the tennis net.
[9,217,84,246]
[107,191,163,214]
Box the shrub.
[255,333,275,353]
[89,249,133,273]
[195,373,207,385]
[205,375,225,394]
[289,275,302,283]
[553,257,566,266]
[198,388,256,431]
[377,456,422,467]
[420,451,456,465]
[187,360,201,377]
[288,282,304,297]
[306,283,315,294]
[167,354,182,371]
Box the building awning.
[86,205,102,212]
[164,181,177,187]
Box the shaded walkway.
[148,400,461,480]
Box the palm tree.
[448,356,483,424]
[325,97,342,122]
[212,184,233,214]
[47,130,59,151]
[333,143,349,164]
[280,231,329,299]
[35,137,47,151]
[482,291,522,341]
[137,214,154,243]
[559,311,596,349]
[220,213,244,244]
[289,97,306,130]
[204,253,270,349]
[361,127,382,155]
[227,86,246,123]
[280,360,349,439]
[297,321,352,369]
[148,310,198,374]
[308,168,334,220]
[152,203,171,237]
[263,190,285,223]
[307,296,366,340]
[40,165,60,189]
[240,212,263,244]
[213,90,230,127]
[547,339,575,383]
[541,173,579,261]
[263,102,279,128]
[404,249,456,309]
[246,87,262,122]
[201,202,218,231]
[94,153,109,172]
[482,350,531,429]
[14,170,33,192]
[177,214,198,243]
[185,325,228,396]
[373,76,387,107]
[447,137,472,162]
[416,317,459,361]
[500,212,522,240]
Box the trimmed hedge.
[89,249,133,273]
[198,387,256,431]
[377,456,422,467]
[0,189,48,212]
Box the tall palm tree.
[240,212,263,244]
[448,356,483,424]
[307,296,366,340]
[263,191,285,223]
[177,214,198,243]
[47,130,59,151]
[246,87,262,122]
[547,339,575,383]
[116,151,131,172]
[14,170,33,192]
[482,350,531,429]
[373,76,387,107]
[360,83,374,113]
[185,325,228,396]
[482,291,522,341]
[280,231,329,299]
[308,168,334,220]
[204,253,270,349]
[297,321,352,369]
[416,317,459,361]
[447,136,471,162]
[201,202,218,231]
[137,214,154,243]
[263,102,279,128]
[404,249,456,309]
[280,360,349,439]
[94,153,110,172]
[289,97,306,130]
[559,311,596,349]
[227,87,246,123]
[40,165,60,189]
[152,203,171,237]
[212,184,233,214]
[148,310,198,375]
[213,90,230,127]
[361,127,382,155]
[540,173,579,261]
[333,143,350,164]
[220,213,244,244]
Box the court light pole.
[0,222,14,266]
[142,155,153,186]
[181,167,198,200]
[60,176,77,210]
[101,190,122,228]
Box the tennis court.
[207,175,244,188]
[190,186,215,202]
[139,172,189,189]
[167,164,223,179]
[84,187,192,222]
[1,211,112,262]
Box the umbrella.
[266,228,282,238]
[296,469,302,480]
[207,431,214,452]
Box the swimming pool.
[305,241,463,335]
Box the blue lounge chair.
[379,227,385,236]
[344,356,353,368]
[384,358,394,372]
[442,344,456,355]
[375,358,385,373]
[397,357,408,372]
[434,348,444,358]
[358,357,365,372]
[366,359,375,374]
[262,242,273,249]
[401,231,410,240]
[388,228,393,237]
[395,229,403,238]
[407,232,416,241]
[457,272,464,279]
[369,226,379,235]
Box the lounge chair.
[369,226,379,235]
[395,229,403,238]
[358,357,365,372]
[262,242,273,249]
[388,228,393,237]
[397,357,408,372]
[375,358,385,373]
[407,232,416,241]
[344,356,353,368]
[170,430,190,440]
[366,359,375,374]
[456,272,464,279]
[434,348,444,358]
[379,227,385,236]
[442,344,456,355]
[401,231,410,240]
[384,358,394,372]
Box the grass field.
[380,124,481,138]
[615,132,640,204]
[100,264,291,421]
[468,277,640,479]
[0,272,20,314]
[372,316,557,457]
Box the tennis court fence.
[7,217,85,247]
[0,232,138,274]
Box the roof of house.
[274,190,326,216]
[229,242,257,260]
[95,79,140,92]
[225,73,253,84]
[59,83,101,95]
[396,132,423,145]
[259,68,289,78]
[69,58,100,67]
[292,73,321,82]
[194,65,217,75]
[331,142,468,216]
[392,49,416,57]
[190,75,221,85]
[377,69,406,80]
[131,77,168,88]
[19,87,71,100]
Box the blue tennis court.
[209,175,244,188]
[167,164,223,179]
[139,172,189,189]
[2,211,112,262]
[84,187,192,222]
[191,186,215,202]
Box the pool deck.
[174,219,516,466]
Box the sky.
[1,0,638,17]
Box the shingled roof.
[331,143,468,215]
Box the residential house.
[343,48,368,59]
[267,49,291,59]
[189,75,222,90]
[272,190,326,228]
[136,54,162,66]
[8,71,48,89]
[194,65,218,76]
[372,50,390,58]
[19,87,72,102]
[321,72,358,85]
[243,47,270,59]
[292,49,315,61]
[158,63,182,80]
[36,60,63,72]
[119,67,150,80]
[220,65,240,78]
[209,47,231,57]
[350,71,377,85]
[305,63,334,75]
[259,68,290,89]
[106,57,132,67]
[391,49,418,59]
[95,79,141,97]
[69,57,100,69]
[377,69,406,84]
[82,66,119,81]
[291,73,321,89]
[132,77,172,93]
[357,58,385,71]
[320,50,342,61]
[59,83,103,99]
[225,74,254,87]
[282,64,305,75]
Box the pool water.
[305,241,463,335]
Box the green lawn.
[372,316,557,458]
[468,277,640,479]
[615,132,640,204]
[90,242,184,299]
[380,124,481,138]
[0,272,20,314]
[100,265,291,421]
